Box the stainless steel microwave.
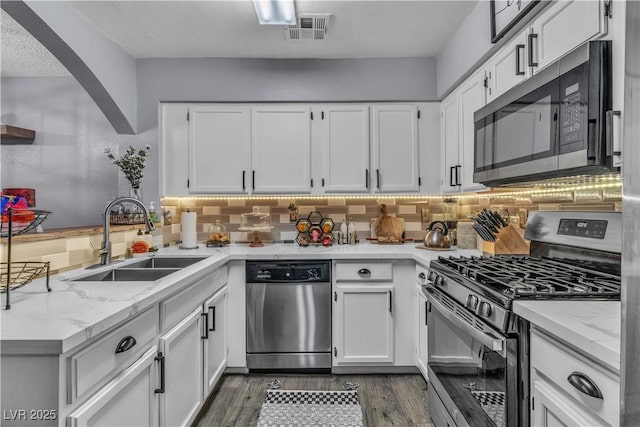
[474,41,616,186]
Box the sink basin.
[123,257,208,269]
[72,268,180,282]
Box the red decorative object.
[3,188,35,207]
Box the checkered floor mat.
[471,391,505,427]
[257,390,363,426]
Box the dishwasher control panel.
[246,261,331,283]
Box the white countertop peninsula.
[0,243,479,355]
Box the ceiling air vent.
[285,14,331,41]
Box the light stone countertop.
[0,243,479,355]
[2,241,620,372]
[513,300,621,373]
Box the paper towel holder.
[179,209,200,250]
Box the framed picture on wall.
[490,0,541,43]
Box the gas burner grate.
[435,255,620,299]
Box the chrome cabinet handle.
[388,290,393,313]
[376,169,381,189]
[357,268,371,276]
[154,352,165,394]
[567,372,603,399]
[115,336,136,354]
[242,170,246,191]
[516,44,525,75]
[365,169,369,189]
[449,166,456,187]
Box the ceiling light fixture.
[253,0,296,25]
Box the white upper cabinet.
[530,0,608,74]
[251,106,312,194]
[486,29,531,102]
[320,105,370,193]
[440,71,487,193]
[457,72,487,192]
[160,104,189,197]
[440,93,460,193]
[371,105,420,192]
[187,106,250,194]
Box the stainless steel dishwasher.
[246,261,331,371]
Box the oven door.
[425,284,520,427]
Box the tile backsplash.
[162,187,622,245]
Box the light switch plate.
[421,208,430,223]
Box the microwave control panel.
[561,81,582,143]
[558,218,608,239]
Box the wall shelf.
[1,125,35,143]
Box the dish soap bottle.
[148,201,160,225]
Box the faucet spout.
[100,196,154,265]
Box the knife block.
[482,224,530,255]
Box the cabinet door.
[203,286,228,398]
[251,106,312,193]
[159,307,203,427]
[486,29,530,102]
[321,105,370,193]
[458,71,487,192]
[66,347,159,427]
[333,285,394,364]
[531,0,607,73]
[440,94,459,193]
[532,379,604,427]
[416,288,428,379]
[371,105,420,192]
[160,104,189,197]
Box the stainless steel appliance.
[246,261,331,371]
[424,211,622,427]
[474,41,616,186]
[621,2,640,424]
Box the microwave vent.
[285,14,331,41]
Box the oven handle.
[425,286,506,357]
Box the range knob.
[478,301,492,318]
[427,271,436,282]
[466,295,479,310]
[434,275,444,286]
[418,272,426,282]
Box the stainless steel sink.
[123,257,208,269]
[72,268,180,282]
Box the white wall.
[137,57,438,132]
[0,77,156,229]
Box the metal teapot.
[423,221,452,249]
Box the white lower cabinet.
[415,285,428,378]
[333,284,395,364]
[530,329,619,427]
[203,286,228,398]
[67,347,159,427]
[158,307,204,427]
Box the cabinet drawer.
[334,262,392,282]
[68,305,159,404]
[162,266,228,331]
[531,331,619,426]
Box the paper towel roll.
[181,211,198,248]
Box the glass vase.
[130,186,142,200]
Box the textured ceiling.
[67,0,478,59]
[1,9,71,77]
[1,1,478,77]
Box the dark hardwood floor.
[194,373,435,427]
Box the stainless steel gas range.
[424,211,622,427]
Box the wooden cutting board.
[370,204,405,241]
